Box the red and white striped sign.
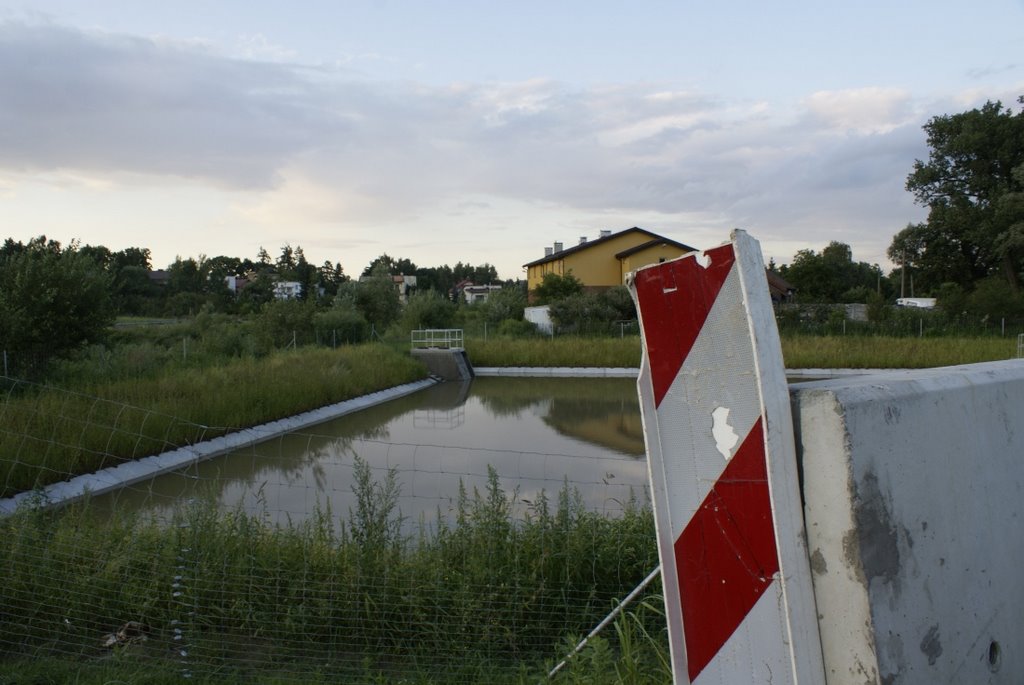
[629,230,823,684]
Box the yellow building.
[523,227,697,300]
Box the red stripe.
[674,418,779,681]
[633,244,735,407]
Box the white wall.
[524,305,552,334]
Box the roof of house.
[523,227,698,268]
[766,270,795,297]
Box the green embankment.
[0,345,426,498]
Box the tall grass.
[467,334,1018,370]
[779,335,1018,368]
[465,337,641,368]
[0,346,426,497]
[0,463,661,683]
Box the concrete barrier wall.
[792,360,1024,684]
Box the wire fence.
[0,375,666,683]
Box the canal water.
[94,376,650,529]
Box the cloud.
[0,21,334,188]
[801,87,915,135]
[0,20,955,271]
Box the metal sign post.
[628,229,824,684]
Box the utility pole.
[900,250,906,299]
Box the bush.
[314,306,370,344]
[0,238,115,375]
[396,291,456,332]
[496,319,540,337]
[260,299,316,346]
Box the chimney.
[599,229,612,238]
[579,236,587,245]
[553,241,563,253]
[544,246,553,257]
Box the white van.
[896,297,937,309]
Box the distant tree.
[346,266,401,329]
[548,292,617,332]
[477,286,527,324]
[532,272,584,305]
[314,304,369,344]
[893,97,1024,292]
[260,298,315,347]
[397,291,456,331]
[362,254,417,278]
[0,237,114,373]
[319,261,348,297]
[277,244,296,272]
[112,247,152,271]
[237,273,275,312]
[598,285,637,320]
[780,242,884,302]
[414,264,454,294]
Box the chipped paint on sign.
[711,406,739,460]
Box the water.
[94,376,649,529]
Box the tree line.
[774,95,1024,322]
[0,238,512,374]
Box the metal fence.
[411,328,464,349]
[0,374,664,683]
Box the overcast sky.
[2,1,1022,279]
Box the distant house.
[766,270,796,304]
[452,280,503,304]
[148,269,170,287]
[273,281,303,300]
[392,275,416,304]
[523,227,697,302]
[358,274,417,304]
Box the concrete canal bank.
[0,378,438,515]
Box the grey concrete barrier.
[793,359,1024,684]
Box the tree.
[477,286,527,324]
[532,272,583,305]
[340,265,401,329]
[362,254,416,278]
[397,291,456,332]
[895,97,1024,292]
[0,237,114,373]
[778,242,884,302]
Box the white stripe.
[653,259,763,542]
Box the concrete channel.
[0,366,877,516]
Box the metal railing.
[411,328,464,349]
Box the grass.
[0,464,665,684]
[465,337,641,368]
[779,335,1019,368]
[466,333,1020,370]
[0,345,427,498]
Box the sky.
[1,1,1023,280]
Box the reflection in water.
[92,377,649,531]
